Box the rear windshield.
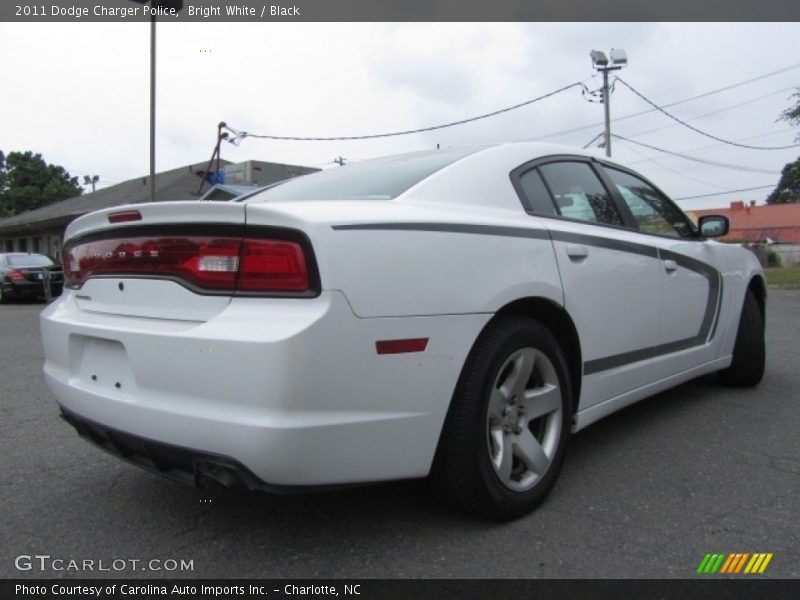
[244,147,479,202]
[7,254,54,267]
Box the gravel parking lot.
[1,292,798,579]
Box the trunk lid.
[63,201,248,321]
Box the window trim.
[510,155,636,232]
[509,154,703,240]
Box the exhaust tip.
[196,461,241,491]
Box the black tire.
[718,289,765,387]
[432,316,573,520]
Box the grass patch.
[765,266,800,286]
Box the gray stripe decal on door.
[548,230,659,259]
[332,222,551,240]
[583,247,721,375]
[333,222,722,374]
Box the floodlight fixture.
[590,50,609,68]
[610,48,628,66]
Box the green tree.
[766,157,800,204]
[766,90,800,204]
[0,151,82,217]
[782,89,800,132]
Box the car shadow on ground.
[26,368,782,580]
[104,373,737,531]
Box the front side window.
[538,162,623,226]
[604,167,694,238]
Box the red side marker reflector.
[375,338,429,355]
[108,210,142,224]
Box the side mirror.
[698,215,729,238]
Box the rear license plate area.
[70,335,136,396]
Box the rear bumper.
[59,407,335,493]
[41,289,487,487]
[2,280,62,298]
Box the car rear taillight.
[239,240,308,292]
[64,235,313,294]
[8,269,25,282]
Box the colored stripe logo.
[697,553,773,574]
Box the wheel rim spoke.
[509,349,536,401]
[487,387,508,422]
[489,425,504,459]
[496,434,513,482]
[514,429,551,475]
[520,384,561,421]
[485,346,563,492]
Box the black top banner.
[2,0,799,22]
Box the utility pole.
[601,67,611,157]
[149,13,156,201]
[589,49,628,158]
[130,1,185,200]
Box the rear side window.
[518,169,558,216]
[538,162,623,226]
[247,147,478,202]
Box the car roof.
[320,141,605,168]
[240,142,623,213]
[395,142,616,211]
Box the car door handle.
[663,259,678,273]
[566,245,589,260]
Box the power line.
[618,85,798,141]
[616,137,733,191]
[525,61,800,143]
[673,185,775,201]
[625,128,797,167]
[224,82,584,142]
[583,132,604,149]
[648,62,800,108]
[221,63,800,147]
[614,77,800,150]
[611,135,782,174]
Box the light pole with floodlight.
[590,48,627,157]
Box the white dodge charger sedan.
[40,143,765,519]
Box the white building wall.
[771,244,800,266]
